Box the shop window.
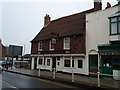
[47,59,50,66]
[78,60,83,68]
[38,59,42,65]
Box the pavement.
[3,66,120,89]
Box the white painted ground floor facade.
[31,54,89,75]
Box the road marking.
[0,80,18,89]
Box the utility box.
[113,70,120,80]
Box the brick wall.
[2,45,7,57]
[31,35,85,54]
[31,42,38,54]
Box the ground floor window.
[78,60,83,68]
[57,62,60,66]
[64,60,70,67]
[38,59,42,65]
[47,59,50,66]
[64,57,75,68]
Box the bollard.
[97,71,100,87]
[72,69,74,82]
[53,68,56,79]
[38,66,40,76]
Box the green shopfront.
[98,43,120,79]
[98,9,120,79]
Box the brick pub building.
[31,0,101,75]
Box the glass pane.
[119,22,120,33]
[118,17,120,21]
[111,18,117,22]
[78,60,83,68]
[64,60,70,67]
[111,23,117,34]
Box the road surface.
[1,71,85,90]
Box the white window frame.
[64,57,71,67]
[49,40,54,50]
[38,41,43,51]
[64,37,70,50]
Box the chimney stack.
[105,2,111,9]
[94,0,102,11]
[44,14,51,27]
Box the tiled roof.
[32,9,94,42]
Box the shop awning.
[98,43,120,55]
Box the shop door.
[102,59,113,79]
[52,57,56,69]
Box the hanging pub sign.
[52,38,56,44]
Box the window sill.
[110,33,120,36]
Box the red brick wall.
[31,35,85,54]
[70,35,85,54]
[55,38,63,50]
[31,42,38,54]
[43,40,49,51]
[2,45,7,57]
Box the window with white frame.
[47,59,50,66]
[64,37,70,49]
[49,40,55,50]
[38,41,43,51]
[64,57,70,67]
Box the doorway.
[34,57,37,70]
[89,54,98,76]
[52,57,56,69]
[101,56,113,79]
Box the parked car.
[0,60,13,69]
[0,61,4,72]
[0,65,3,73]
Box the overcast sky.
[0,0,117,54]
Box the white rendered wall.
[86,6,118,75]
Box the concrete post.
[38,65,40,76]
[98,54,100,87]
[97,71,100,87]
[31,57,34,70]
[53,68,56,79]
[72,69,74,82]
